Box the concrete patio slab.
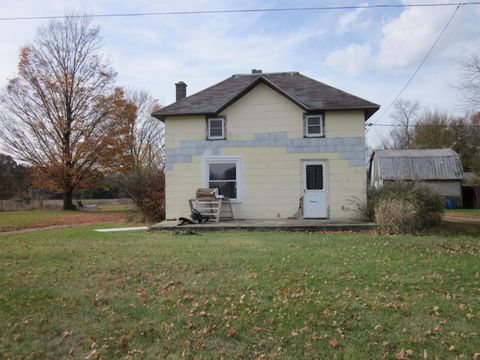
[151,219,376,232]
[95,226,149,232]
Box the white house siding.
[164,83,366,220]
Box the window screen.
[305,115,323,136]
[208,162,237,198]
[208,118,224,139]
[306,164,323,190]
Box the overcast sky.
[0,0,479,147]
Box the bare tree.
[124,89,165,171]
[105,88,166,221]
[457,48,480,111]
[104,88,164,173]
[0,15,117,209]
[379,99,419,149]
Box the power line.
[0,2,479,21]
[368,123,480,128]
[367,3,463,127]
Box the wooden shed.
[369,149,464,207]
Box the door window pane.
[306,164,323,190]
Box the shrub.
[375,198,417,234]
[358,182,444,233]
[112,167,165,222]
[131,169,165,222]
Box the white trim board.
[202,155,243,203]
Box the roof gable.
[216,76,308,114]
[153,72,380,120]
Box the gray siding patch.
[167,132,365,170]
[254,132,288,141]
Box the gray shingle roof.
[152,72,380,120]
[372,149,463,181]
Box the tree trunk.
[63,190,75,210]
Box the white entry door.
[303,161,328,218]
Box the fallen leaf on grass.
[86,349,98,359]
[396,349,413,359]
[119,340,128,351]
[138,288,148,305]
[329,338,339,348]
[253,326,264,333]
[227,327,237,338]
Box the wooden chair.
[188,188,234,222]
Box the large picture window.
[203,156,242,201]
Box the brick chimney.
[175,81,187,101]
[251,69,262,74]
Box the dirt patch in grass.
[445,209,480,219]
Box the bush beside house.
[361,182,444,234]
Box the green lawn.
[0,225,479,359]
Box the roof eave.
[152,105,381,122]
[152,112,216,122]
[309,105,380,120]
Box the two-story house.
[152,70,379,220]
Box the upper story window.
[207,117,225,140]
[304,115,324,137]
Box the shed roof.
[372,148,463,181]
[152,72,380,120]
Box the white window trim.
[207,117,225,140]
[202,155,243,203]
[304,115,324,138]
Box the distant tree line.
[0,152,130,201]
[0,154,30,201]
[378,101,480,176]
